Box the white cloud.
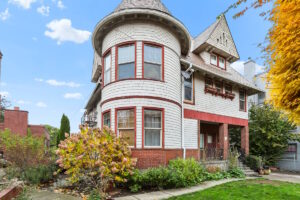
[57,0,65,9]
[17,100,31,105]
[0,8,10,21]
[46,79,80,88]
[45,19,91,44]
[36,101,47,108]
[34,78,44,82]
[231,60,265,75]
[9,0,37,9]
[37,5,50,16]
[64,93,82,100]
[0,91,9,97]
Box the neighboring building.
[84,0,261,168]
[243,60,300,171]
[0,106,50,146]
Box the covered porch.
[199,121,249,161]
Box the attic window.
[210,54,217,66]
[210,54,226,70]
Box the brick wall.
[28,125,46,138]
[2,108,28,136]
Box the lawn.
[167,179,300,200]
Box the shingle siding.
[184,119,198,149]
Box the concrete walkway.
[114,178,246,200]
[29,190,81,200]
[263,173,300,184]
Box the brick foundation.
[131,149,200,168]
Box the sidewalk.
[114,178,247,200]
[263,173,300,184]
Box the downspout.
[181,62,193,160]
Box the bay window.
[183,73,193,102]
[117,108,135,147]
[143,44,163,80]
[103,53,111,85]
[117,44,135,80]
[239,89,246,111]
[144,109,163,148]
[102,111,110,128]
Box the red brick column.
[219,123,229,160]
[241,126,249,155]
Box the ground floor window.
[117,108,135,147]
[144,109,163,148]
[102,111,110,128]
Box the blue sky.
[0,0,271,132]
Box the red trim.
[115,106,136,148]
[101,48,112,88]
[184,109,248,126]
[214,80,223,93]
[115,41,137,81]
[142,107,165,149]
[101,109,111,129]
[142,42,164,81]
[239,89,247,112]
[210,53,226,70]
[100,96,181,108]
[205,77,213,88]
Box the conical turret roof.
[114,0,170,15]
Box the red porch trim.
[142,107,165,149]
[184,109,248,126]
[115,106,136,148]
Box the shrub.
[56,126,135,193]
[228,148,240,170]
[21,164,57,184]
[206,166,221,174]
[245,155,263,171]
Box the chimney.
[244,59,256,83]
[14,106,20,111]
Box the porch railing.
[200,148,224,161]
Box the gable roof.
[114,0,170,15]
[181,52,263,95]
[192,14,239,62]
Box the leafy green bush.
[128,158,244,192]
[88,190,102,200]
[21,164,57,184]
[245,155,263,171]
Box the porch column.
[219,123,229,160]
[241,126,249,155]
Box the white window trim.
[144,110,163,148]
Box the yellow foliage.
[266,0,300,124]
[56,126,135,186]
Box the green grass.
[167,179,300,200]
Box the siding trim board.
[100,96,181,108]
[184,109,248,126]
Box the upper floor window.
[117,108,135,147]
[210,54,226,70]
[183,72,193,103]
[205,78,213,88]
[103,52,111,85]
[143,43,163,81]
[144,109,163,148]
[239,89,246,111]
[225,84,232,94]
[102,111,111,128]
[117,44,135,80]
[215,81,222,93]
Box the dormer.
[192,14,239,65]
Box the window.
[282,144,297,160]
[102,111,110,128]
[143,44,163,80]
[207,135,213,144]
[200,134,204,149]
[219,57,225,69]
[205,78,213,88]
[239,89,246,111]
[117,109,135,147]
[144,109,163,148]
[210,54,217,66]
[183,73,193,102]
[287,144,297,153]
[117,44,135,80]
[103,53,111,85]
[225,84,232,94]
[215,81,222,93]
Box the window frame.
[205,77,213,89]
[183,72,195,104]
[214,80,223,94]
[115,42,137,81]
[210,53,226,70]
[102,109,111,128]
[142,42,164,82]
[102,49,112,87]
[239,89,247,112]
[115,107,136,148]
[225,84,233,94]
[142,107,165,149]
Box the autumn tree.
[225,0,300,124]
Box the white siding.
[184,119,198,149]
